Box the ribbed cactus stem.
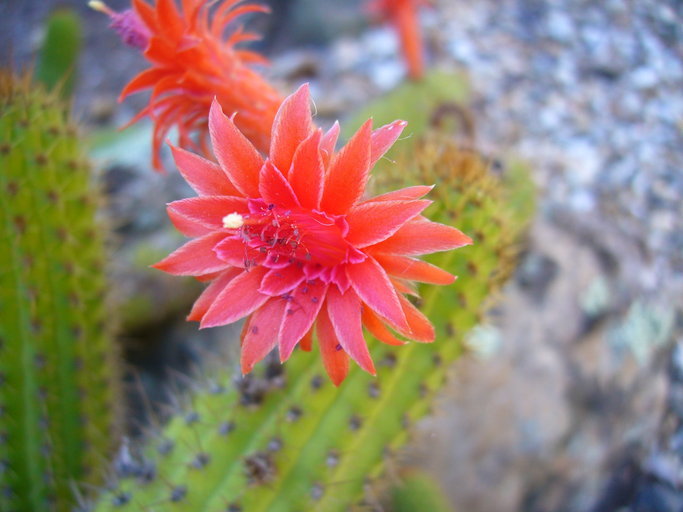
[0,73,119,512]
[93,136,532,512]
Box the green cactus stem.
[34,8,83,99]
[388,469,454,512]
[93,136,533,512]
[0,73,119,512]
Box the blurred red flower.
[153,84,471,384]
[93,0,282,170]
[368,0,427,80]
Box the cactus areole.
[153,84,472,384]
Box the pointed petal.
[391,277,419,297]
[152,232,230,276]
[171,145,242,197]
[209,98,263,197]
[320,121,339,168]
[279,280,328,362]
[299,328,313,352]
[321,119,373,214]
[270,84,313,174]
[326,287,376,374]
[187,268,242,321]
[241,298,287,374]
[362,307,406,346]
[168,207,212,237]
[373,253,455,285]
[370,119,407,167]
[259,161,300,209]
[346,199,431,247]
[398,294,435,342]
[367,185,434,203]
[213,237,260,268]
[317,304,349,386]
[288,130,324,209]
[200,266,269,328]
[346,257,408,332]
[369,219,473,256]
[119,68,167,100]
[168,196,249,233]
[156,0,184,39]
[195,271,222,283]
[258,266,305,296]
[132,0,156,30]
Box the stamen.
[223,212,245,229]
[88,1,115,16]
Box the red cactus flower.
[368,0,427,80]
[153,84,471,385]
[91,0,283,171]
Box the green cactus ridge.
[0,73,119,512]
[93,136,532,512]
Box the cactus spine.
[0,73,119,512]
[93,135,532,512]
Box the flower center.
[236,200,365,270]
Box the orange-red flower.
[153,85,471,385]
[368,0,427,80]
[93,0,283,171]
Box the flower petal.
[288,129,324,209]
[320,121,339,168]
[368,219,473,256]
[156,0,184,39]
[366,185,434,203]
[346,199,431,247]
[132,0,157,31]
[299,328,313,352]
[398,294,435,343]
[200,266,269,328]
[279,280,328,362]
[326,287,376,375]
[320,119,373,215]
[213,237,261,268]
[362,307,406,346]
[258,266,305,296]
[119,68,167,100]
[168,196,250,232]
[317,304,349,386]
[152,231,230,275]
[346,257,408,332]
[270,83,313,174]
[168,207,212,237]
[209,98,263,197]
[241,297,288,374]
[171,145,242,197]
[372,253,455,285]
[370,119,407,168]
[259,161,301,209]
[187,268,242,321]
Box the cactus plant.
[34,8,82,99]
[92,134,532,512]
[0,73,119,512]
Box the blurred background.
[1,0,682,510]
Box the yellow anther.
[222,213,244,229]
[88,1,114,16]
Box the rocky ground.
[3,0,682,510]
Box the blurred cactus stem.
[92,134,533,512]
[0,73,120,512]
[389,469,454,512]
[34,8,83,99]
